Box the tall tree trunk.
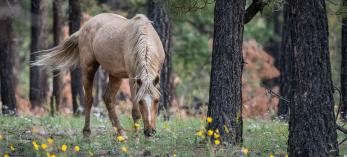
[341,0,347,121]
[69,0,84,115]
[0,0,17,115]
[287,0,338,156]
[147,0,172,120]
[207,0,244,144]
[30,0,48,109]
[51,0,63,116]
[277,4,291,119]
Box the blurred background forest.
[1,0,347,156]
[3,0,343,118]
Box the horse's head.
[133,75,160,137]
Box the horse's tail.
[32,31,80,70]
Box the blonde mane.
[129,14,161,103]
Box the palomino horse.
[34,13,165,137]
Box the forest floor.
[0,115,346,157]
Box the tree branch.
[244,0,267,24]
[337,125,347,134]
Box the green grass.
[0,115,345,156]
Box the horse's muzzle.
[144,129,156,137]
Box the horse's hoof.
[83,129,91,137]
[118,130,128,139]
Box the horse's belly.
[105,67,128,78]
[99,61,128,78]
[93,39,129,78]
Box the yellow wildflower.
[207,130,213,136]
[121,146,128,153]
[4,153,9,157]
[242,147,249,155]
[196,130,204,137]
[134,123,140,130]
[285,155,288,157]
[10,144,15,152]
[173,154,177,157]
[207,117,213,123]
[215,129,219,133]
[47,137,54,144]
[32,140,37,145]
[46,152,51,157]
[50,154,57,157]
[163,122,169,129]
[116,136,125,142]
[32,141,39,151]
[74,145,80,152]
[214,139,220,145]
[213,132,220,139]
[61,144,67,152]
[33,144,39,151]
[269,154,274,157]
[0,134,4,140]
[41,143,48,150]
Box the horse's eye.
[137,79,142,86]
[153,76,159,85]
[154,99,159,104]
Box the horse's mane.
[129,14,161,103]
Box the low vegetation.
[0,115,345,156]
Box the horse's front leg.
[132,102,142,132]
[103,76,127,138]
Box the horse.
[33,13,165,138]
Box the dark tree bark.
[51,0,63,116]
[341,0,347,121]
[0,0,17,115]
[287,0,338,156]
[207,0,244,144]
[277,4,291,119]
[30,0,48,109]
[69,0,84,115]
[147,0,172,120]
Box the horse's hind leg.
[103,76,126,137]
[81,63,99,137]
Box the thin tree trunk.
[278,4,291,119]
[0,0,17,115]
[341,0,347,121]
[287,0,338,156]
[30,0,48,109]
[207,0,244,144]
[69,0,84,115]
[51,0,63,116]
[147,0,172,120]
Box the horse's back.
[80,13,127,38]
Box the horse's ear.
[137,79,142,86]
[154,75,159,85]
